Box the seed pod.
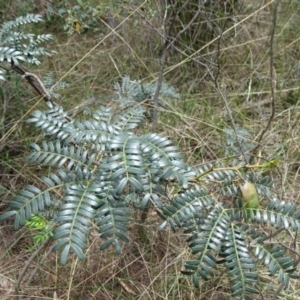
[241,182,259,220]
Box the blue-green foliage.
[1,14,300,300]
[0,14,54,80]
[114,75,180,104]
[1,75,299,299]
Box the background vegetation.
[1,0,300,299]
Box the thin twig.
[249,0,279,161]
[152,0,170,133]
[152,47,168,133]
[15,238,50,300]
[152,0,203,132]
[134,6,216,78]
[272,283,284,300]
[216,84,250,163]
[213,17,250,163]
[26,245,54,286]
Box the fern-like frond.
[114,75,180,104]
[0,47,25,64]
[140,133,185,165]
[30,34,53,44]
[0,185,52,229]
[0,14,43,43]
[41,72,69,99]
[159,187,214,232]
[0,14,43,34]
[140,133,189,187]
[195,162,237,182]
[95,132,189,209]
[41,169,76,188]
[27,141,97,181]
[222,227,258,300]
[111,106,146,131]
[254,244,298,288]
[99,134,147,192]
[97,201,130,255]
[114,75,143,103]
[252,175,275,199]
[248,200,300,230]
[26,103,72,140]
[183,205,231,284]
[73,118,119,143]
[0,14,53,67]
[52,183,99,264]
[92,106,114,124]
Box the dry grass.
[1,0,300,299]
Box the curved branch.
[15,238,50,300]
[249,0,279,160]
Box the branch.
[22,72,51,100]
[249,0,279,161]
[213,19,250,163]
[11,63,46,99]
[152,0,203,132]
[152,47,167,133]
[134,6,216,80]
[9,64,102,167]
[151,0,170,133]
[15,238,50,300]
